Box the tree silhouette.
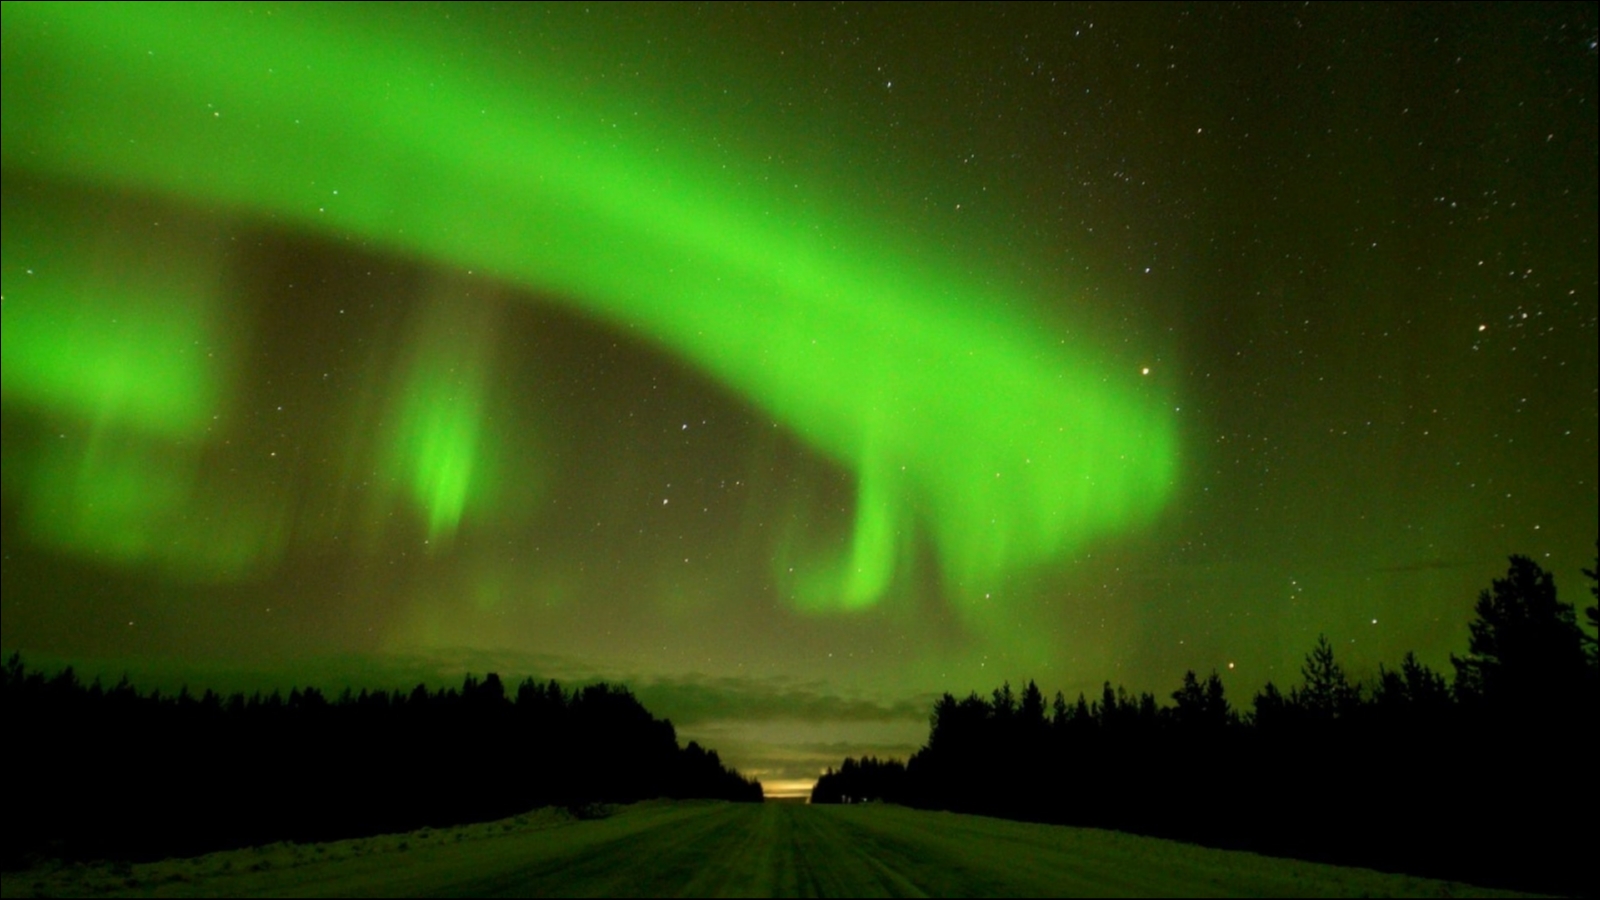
[1251,681,1290,729]
[1050,690,1071,728]
[811,756,908,805]
[0,658,761,867]
[808,550,1597,896]
[1583,545,1597,669]
[1451,556,1587,709]
[1373,651,1450,716]
[1019,680,1047,728]
[1172,670,1232,731]
[1297,634,1358,720]
[990,682,1017,720]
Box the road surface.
[1,802,1538,898]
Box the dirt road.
[1,802,1538,898]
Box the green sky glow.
[0,193,225,439]
[5,2,1594,793]
[2,0,1176,610]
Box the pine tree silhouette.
[1298,635,1358,720]
[1451,556,1587,709]
[1250,681,1289,729]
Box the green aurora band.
[2,1,1177,615]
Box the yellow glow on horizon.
[762,779,819,801]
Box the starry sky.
[3,2,1597,797]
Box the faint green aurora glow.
[0,193,225,439]
[0,187,290,579]
[2,1,1177,611]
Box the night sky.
[3,2,1596,797]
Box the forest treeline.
[1,664,761,868]
[814,554,1599,896]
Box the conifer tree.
[1299,635,1358,720]
[1451,556,1586,707]
[1251,681,1289,728]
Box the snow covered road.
[2,801,1540,898]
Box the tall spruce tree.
[1451,556,1587,709]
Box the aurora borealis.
[3,2,1596,795]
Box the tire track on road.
[436,804,743,898]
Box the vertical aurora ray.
[2,1,1177,610]
[384,291,504,547]
[394,371,484,545]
